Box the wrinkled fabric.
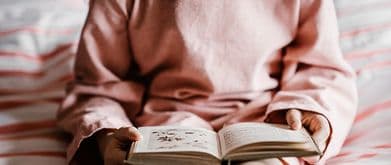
[57,0,357,164]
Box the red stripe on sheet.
[344,48,391,61]
[357,60,391,74]
[0,51,74,79]
[358,153,377,159]
[0,98,63,110]
[0,71,45,78]
[333,151,352,158]
[354,99,391,123]
[0,131,67,142]
[374,143,391,149]
[0,43,74,62]
[0,54,73,79]
[0,151,66,158]
[0,102,35,110]
[340,22,391,39]
[0,74,72,95]
[0,134,63,141]
[46,97,65,104]
[0,120,56,134]
[0,26,75,37]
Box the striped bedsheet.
[327,0,391,164]
[0,0,87,164]
[0,0,390,164]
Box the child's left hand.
[285,109,331,164]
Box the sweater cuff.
[66,117,132,163]
[266,99,333,164]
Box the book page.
[131,126,221,159]
[218,122,313,156]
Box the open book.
[125,122,321,165]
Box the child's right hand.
[95,127,142,165]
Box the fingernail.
[303,156,320,164]
[291,122,299,130]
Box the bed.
[0,0,390,164]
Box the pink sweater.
[57,0,357,164]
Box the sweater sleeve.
[56,0,144,162]
[265,0,358,163]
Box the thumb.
[286,109,302,130]
[114,127,143,142]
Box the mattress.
[0,0,390,164]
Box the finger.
[286,109,302,130]
[302,115,330,164]
[114,127,143,142]
[311,116,330,152]
[104,148,127,165]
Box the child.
[57,0,357,164]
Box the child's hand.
[95,127,142,165]
[286,109,331,164]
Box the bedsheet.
[0,0,390,164]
